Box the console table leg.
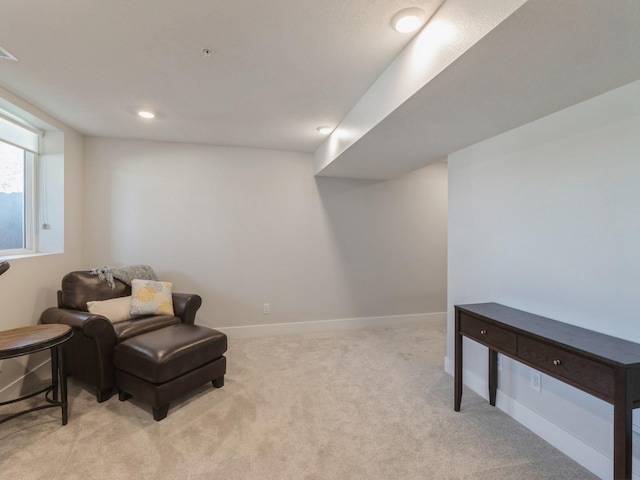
[613,367,632,480]
[454,312,462,411]
[488,349,497,407]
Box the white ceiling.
[2,1,640,180]
[0,0,443,152]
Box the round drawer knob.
[480,329,487,335]
[553,359,562,366]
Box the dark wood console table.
[454,302,640,480]
[0,324,73,425]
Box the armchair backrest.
[59,271,131,311]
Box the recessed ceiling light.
[391,7,426,33]
[138,110,155,119]
[317,126,333,134]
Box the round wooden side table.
[0,324,73,425]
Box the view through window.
[0,140,28,251]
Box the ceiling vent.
[0,47,18,61]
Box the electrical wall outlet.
[530,370,541,393]
[263,303,270,315]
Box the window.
[0,111,40,255]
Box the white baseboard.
[443,357,639,480]
[211,312,446,339]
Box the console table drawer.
[459,314,517,355]
[518,336,614,399]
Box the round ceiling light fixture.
[138,110,155,119]
[317,126,333,134]
[391,7,426,33]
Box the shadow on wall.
[314,162,448,319]
[314,176,382,317]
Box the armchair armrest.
[40,307,117,347]
[172,293,202,325]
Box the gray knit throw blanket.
[89,264,159,289]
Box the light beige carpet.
[0,320,597,479]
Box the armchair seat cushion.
[113,315,182,343]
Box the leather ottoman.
[114,324,227,421]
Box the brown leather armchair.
[40,271,202,402]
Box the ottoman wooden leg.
[153,405,170,421]
[212,376,224,388]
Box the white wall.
[83,137,447,332]
[0,86,84,400]
[447,79,640,479]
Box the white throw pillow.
[87,295,134,323]
[130,279,174,316]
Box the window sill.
[0,251,62,261]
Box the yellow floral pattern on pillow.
[130,279,174,316]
